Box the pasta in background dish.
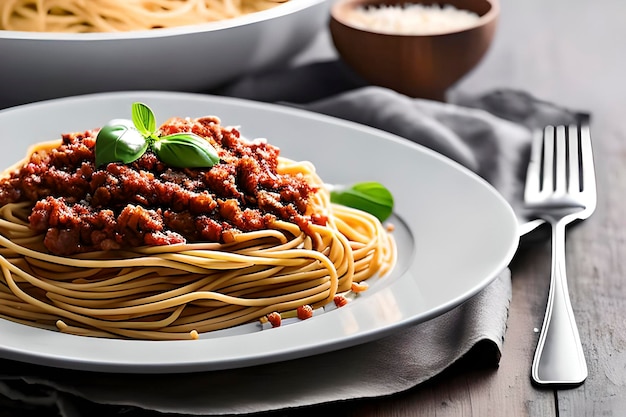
[0,0,288,33]
[0,106,396,340]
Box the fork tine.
[567,125,580,193]
[554,125,568,195]
[542,125,555,194]
[579,123,596,196]
[525,127,544,199]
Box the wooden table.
[277,1,626,416]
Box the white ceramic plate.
[0,0,328,108]
[0,91,519,373]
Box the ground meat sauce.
[0,116,326,256]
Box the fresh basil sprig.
[330,182,394,222]
[95,102,219,169]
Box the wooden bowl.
[329,0,499,101]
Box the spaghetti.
[0,0,288,33]
[0,113,396,340]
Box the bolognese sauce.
[0,116,324,256]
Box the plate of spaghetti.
[0,91,518,373]
[0,0,329,108]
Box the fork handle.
[531,219,588,386]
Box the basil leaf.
[153,133,220,168]
[131,102,157,138]
[330,182,394,222]
[95,119,149,167]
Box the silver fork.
[524,122,596,386]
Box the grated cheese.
[346,3,481,35]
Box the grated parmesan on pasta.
[346,3,480,35]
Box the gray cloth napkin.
[0,61,583,416]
